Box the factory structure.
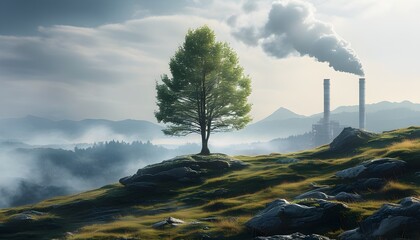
[312,78,366,146]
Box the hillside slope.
[0,127,420,239]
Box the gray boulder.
[309,182,330,189]
[255,232,333,240]
[9,214,34,222]
[334,192,362,202]
[330,178,386,195]
[152,217,185,229]
[120,172,180,184]
[336,158,406,179]
[137,154,241,176]
[340,197,420,240]
[329,127,377,153]
[120,154,247,187]
[246,199,349,236]
[8,210,46,222]
[294,191,332,200]
[335,165,366,179]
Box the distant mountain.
[0,116,164,143]
[1,101,420,145]
[234,117,315,140]
[259,107,305,122]
[332,100,420,114]
[232,101,420,141]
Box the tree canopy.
[155,25,252,155]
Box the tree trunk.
[200,136,210,155]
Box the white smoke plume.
[231,0,364,76]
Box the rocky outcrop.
[125,182,157,192]
[8,210,46,222]
[246,199,349,236]
[340,197,420,240]
[294,190,361,202]
[335,158,406,179]
[329,127,377,153]
[120,154,248,189]
[330,178,387,195]
[255,232,332,240]
[120,167,200,184]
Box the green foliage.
[155,25,252,154]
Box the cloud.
[0,0,195,35]
[0,15,227,121]
[242,0,259,12]
[0,23,162,84]
[232,0,364,76]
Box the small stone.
[276,158,299,164]
[152,217,185,229]
[295,191,331,200]
[9,214,34,222]
[167,217,185,224]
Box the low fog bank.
[0,141,200,208]
[0,116,164,145]
[0,135,307,208]
[0,125,312,209]
[211,132,313,155]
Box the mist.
[3,100,417,208]
[0,130,201,208]
[0,119,306,208]
[231,0,364,76]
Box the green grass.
[1,126,420,239]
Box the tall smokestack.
[324,79,330,124]
[359,78,366,129]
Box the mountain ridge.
[236,101,420,140]
[1,101,420,144]
[0,116,164,143]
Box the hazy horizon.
[0,99,419,123]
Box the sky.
[1,0,420,123]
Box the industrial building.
[312,78,366,146]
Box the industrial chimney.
[324,79,330,124]
[312,78,340,146]
[359,78,366,129]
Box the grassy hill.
[1,127,420,239]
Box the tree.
[155,26,252,155]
